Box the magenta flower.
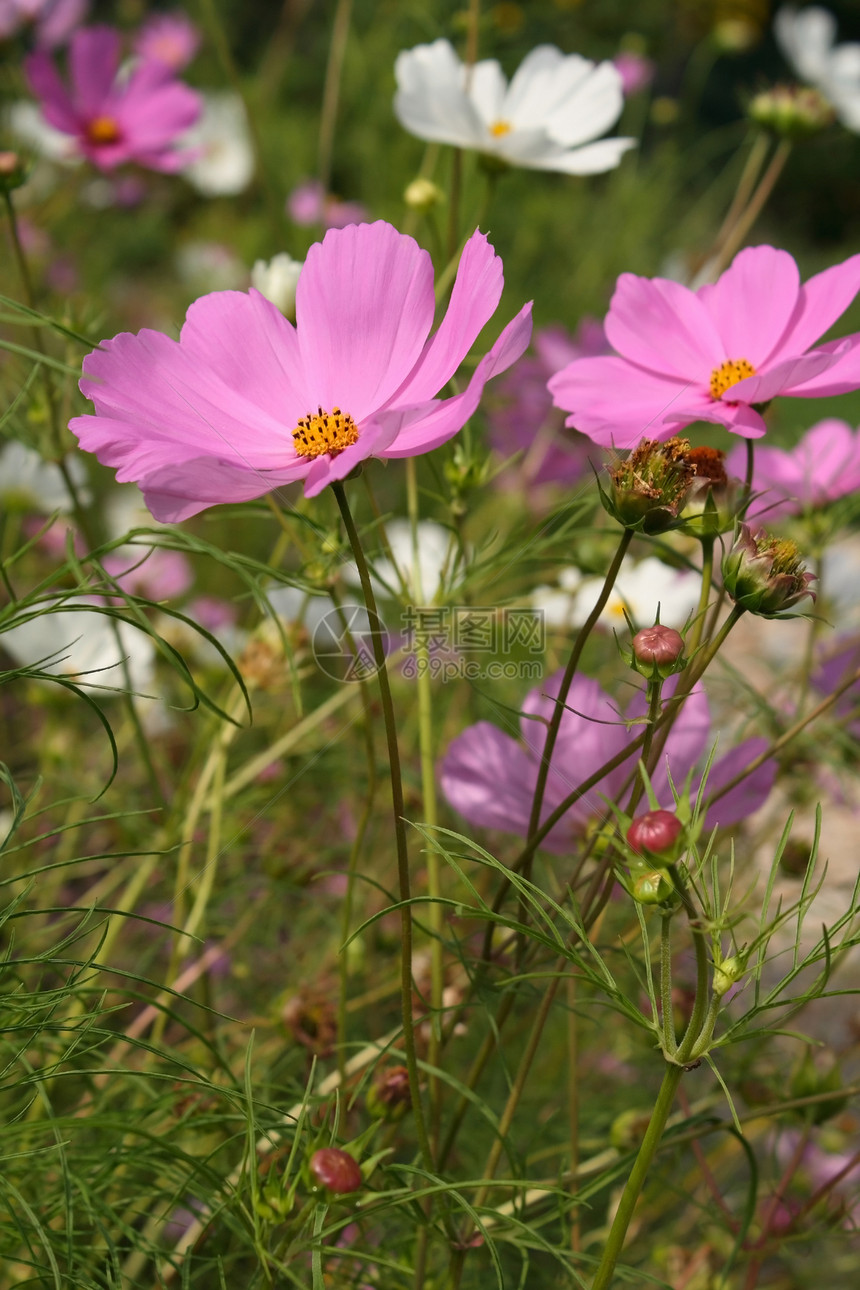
[25,25,201,171]
[726,418,860,520]
[488,320,608,493]
[612,50,655,97]
[133,10,199,71]
[0,0,87,48]
[70,221,533,521]
[549,245,860,449]
[439,672,774,852]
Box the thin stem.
[567,972,581,1253]
[526,529,634,860]
[709,132,770,262]
[590,1063,684,1290]
[670,864,710,1066]
[710,139,792,278]
[660,913,677,1057]
[686,537,714,658]
[332,482,434,1175]
[317,0,353,195]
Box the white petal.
[394,40,483,148]
[774,5,837,84]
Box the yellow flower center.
[489,119,512,138]
[709,357,756,400]
[86,116,121,144]
[292,406,359,459]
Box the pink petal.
[606,273,724,379]
[380,303,533,457]
[74,328,294,478]
[549,354,709,448]
[665,400,768,437]
[139,457,308,522]
[117,66,201,145]
[389,229,503,405]
[780,254,860,356]
[301,424,386,498]
[69,25,120,118]
[438,722,541,840]
[724,348,847,403]
[295,222,435,423]
[785,335,860,395]
[702,738,775,829]
[24,49,79,133]
[179,289,311,429]
[697,245,801,367]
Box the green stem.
[590,1063,684,1290]
[317,0,353,196]
[670,863,710,1065]
[660,913,677,1057]
[686,536,714,658]
[711,139,792,278]
[406,458,444,1155]
[332,482,433,1174]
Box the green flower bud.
[404,177,444,211]
[713,954,745,998]
[631,867,675,904]
[722,524,816,616]
[748,84,836,139]
[678,446,743,537]
[0,150,28,193]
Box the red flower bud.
[632,625,684,668]
[626,809,683,857]
[308,1147,362,1194]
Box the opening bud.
[748,84,836,138]
[366,1064,411,1121]
[712,954,746,998]
[627,809,683,859]
[722,524,816,616]
[308,1147,362,1194]
[631,624,685,679]
[679,446,743,537]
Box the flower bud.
[748,84,836,139]
[713,954,745,998]
[722,524,816,616]
[627,809,683,859]
[603,437,696,534]
[366,1064,411,1121]
[631,867,675,904]
[404,177,444,211]
[308,1147,362,1195]
[0,150,28,193]
[679,446,743,537]
[631,624,685,679]
[250,252,302,317]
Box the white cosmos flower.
[2,598,155,694]
[534,558,700,631]
[394,40,635,174]
[775,6,860,132]
[180,91,255,195]
[250,252,303,317]
[0,440,90,511]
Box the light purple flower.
[439,671,775,852]
[103,546,193,600]
[549,245,860,449]
[0,0,87,48]
[25,24,202,172]
[488,320,607,492]
[287,178,368,229]
[613,50,655,97]
[69,221,533,521]
[726,418,860,520]
[133,10,199,71]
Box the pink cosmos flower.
[25,24,202,172]
[548,245,860,449]
[439,672,775,852]
[287,178,368,229]
[0,0,87,48]
[488,319,608,494]
[612,50,655,97]
[133,10,199,71]
[70,221,533,521]
[726,418,860,520]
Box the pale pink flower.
[287,178,368,229]
[133,10,199,71]
[25,25,201,172]
[549,245,860,449]
[726,418,860,520]
[70,221,533,521]
[612,50,655,96]
[0,0,87,48]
